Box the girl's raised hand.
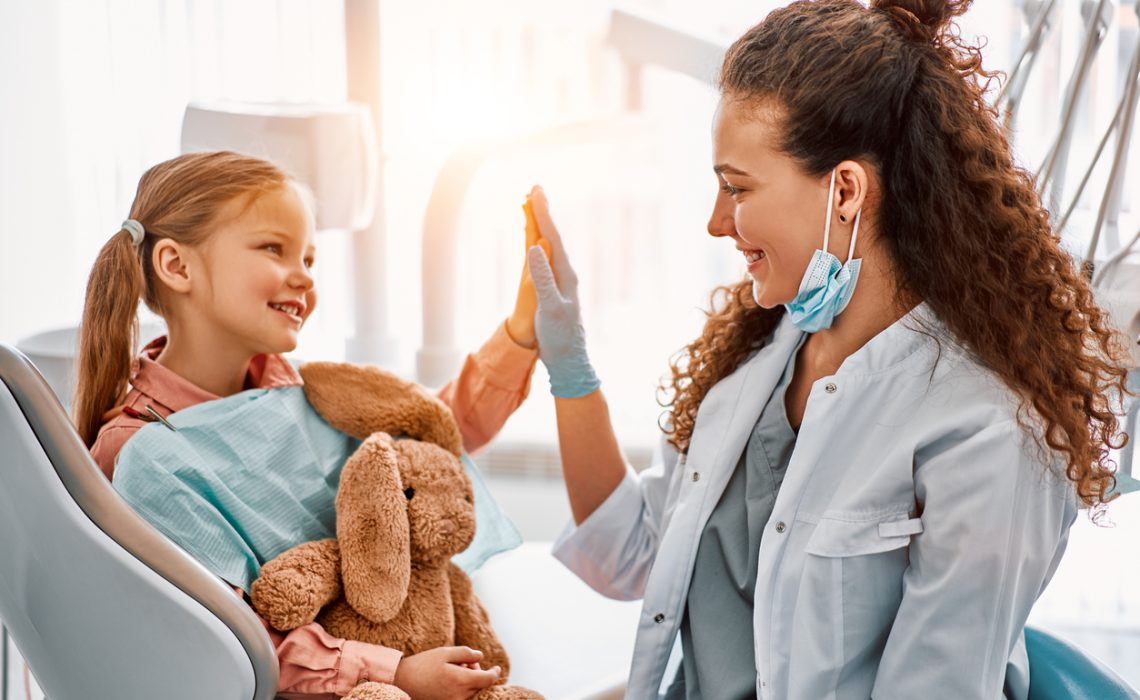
[505,188,553,348]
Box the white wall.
[0,3,85,345]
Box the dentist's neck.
[804,237,917,368]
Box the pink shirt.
[90,324,537,697]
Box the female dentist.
[524,1,1132,698]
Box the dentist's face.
[194,183,318,356]
[708,98,833,309]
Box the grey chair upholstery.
[0,343,279,700]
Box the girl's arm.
[436,193,550,453]
[436,323,538,454]
[239,588,500,697]
[263,611,402,695]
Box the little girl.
[73,151,544,699]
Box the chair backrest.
[1026,626,1140,700]
[0,343,279,700]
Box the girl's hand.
[392,646,501,700]
[506,189,553,349]
[525,186,601,399]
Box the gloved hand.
[525,186,601,399]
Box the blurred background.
[1,0,1139,696]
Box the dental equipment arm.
[998,0,1059,129]
[1037,0,1114,215]
[1084,1,1140,274]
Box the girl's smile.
[269,298,307,327]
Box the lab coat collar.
[770,301,943,379]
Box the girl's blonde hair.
[74,151,290,446]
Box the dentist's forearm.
[554,389,626,525]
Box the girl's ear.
[151,239,194,294]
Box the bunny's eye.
[403,487,415,500]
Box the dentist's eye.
[720,183,740,196]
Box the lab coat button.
[691,472,700,482]
[654,613,665,623]
[774,521,786,533]
[825,382,837,394]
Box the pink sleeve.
[437,321,539,454]
[237,588,403,696]
[89,424,140,480]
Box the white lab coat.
[553,303,1079,699]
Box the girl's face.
[193,183,318,356]
[708,98,834,308]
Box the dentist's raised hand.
[525,186,601,399]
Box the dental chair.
[0,342,279,700]
[1026,626,1140,699]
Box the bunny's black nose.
[404,487,415,500]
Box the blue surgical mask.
[771,168,863,333]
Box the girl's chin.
[265,333,300,355]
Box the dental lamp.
[179,100,398,366]
[181,102,376,232]
[179,1,398,368]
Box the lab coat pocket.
[802,514,923,558]
[789,514,921,692]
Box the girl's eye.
[304,257,315,269]
[263,244,282,255]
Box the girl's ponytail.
[71,151,290,448]
[73,226,146,446]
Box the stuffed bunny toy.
[251,362,543,700]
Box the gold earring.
[839,214,847,223]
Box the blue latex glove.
[525,188,601,399]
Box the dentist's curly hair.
[658,0,1131,511]
[74,151,291,448]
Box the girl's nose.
[290,265,315,290]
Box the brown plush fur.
[252,363,542,700]
[299,362,463,457]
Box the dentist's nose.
[707,196,736,238]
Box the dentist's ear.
[834,160,870,225]
[152,239,194,294]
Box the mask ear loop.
[823,168,837,256]
[845,210,862,264]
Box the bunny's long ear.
[336,432,410,623]
[300,362,462,457]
